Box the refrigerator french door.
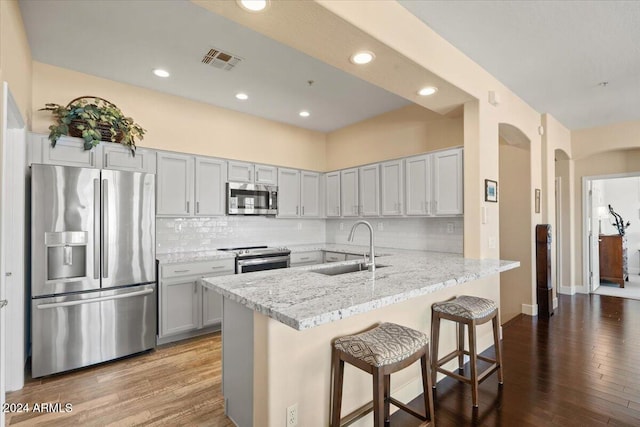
[31,164,156,377]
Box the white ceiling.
[399,0,640,130]
[18,0,411,133]
[20,1,639,133]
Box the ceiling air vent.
[201,47,242,71]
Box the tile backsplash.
[326,217,463,253]
[156,216,325,254]
[157,215,463,254]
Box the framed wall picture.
[485,179,498,202]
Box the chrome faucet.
[347,220,375,272]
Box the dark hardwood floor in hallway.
[6,294,640,426]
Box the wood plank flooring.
[6,293,640,426]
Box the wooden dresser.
[599,234,628,287]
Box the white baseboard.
[553,297,558,309]
[558,285,576,295]
[521,303,538,316]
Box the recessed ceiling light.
[237,0,269,12]
[417,86,438,96]
[235,93,249,100]
[350,51,375,65]
[299,111,310,118]
[153,69,170,78]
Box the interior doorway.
[583,173,640,299]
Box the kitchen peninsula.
[202,246,519,427]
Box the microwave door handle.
[102,178,109,279]
[93,178,100,279]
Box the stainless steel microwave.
[227,182,278,215]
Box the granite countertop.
[202,249,520,331]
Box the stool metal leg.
[331,348,344,427]
[457,322,465,371]
[492,314,504,384]
[468,320,479,408]
[430,312,440,389]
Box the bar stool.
[330,322,435,427]
[430,295,503,407]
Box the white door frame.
[555,177,563,292]
[1,83,27,424]
[582,172,640,294]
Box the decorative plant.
[40,96,145,155]
[608,204,630,236]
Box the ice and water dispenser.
[45,231,88,281]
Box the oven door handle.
[237,255,291,267]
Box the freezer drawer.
[31,284,157,378]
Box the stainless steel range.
[219,246,291,274]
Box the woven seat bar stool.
[330,322,435,427]
[430,295,503,408]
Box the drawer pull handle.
[300,257,310,260]
[211,266,225,269]
[174,269,190,273]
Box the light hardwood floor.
[5,333,234,426]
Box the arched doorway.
[498,123,533,321]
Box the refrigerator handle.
[36,288,154,309]
[102,178,109,279]
[93,178,101,279]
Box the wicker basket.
[66,96,125,143]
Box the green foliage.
[40,98,146,155]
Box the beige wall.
[0,0,32,122]
[325,104,462,170]
[572,120,640,160]
[31,62,327,171]
[499,141,532,321]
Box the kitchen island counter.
[202,249,519,330]
[202,248,518,427]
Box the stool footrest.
[340,401,374,427]
[388,397,428,421]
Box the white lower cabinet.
[158,258,235,344]
[290,251,323,267]
[324,251,347,263]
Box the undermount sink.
[312,262,388,276]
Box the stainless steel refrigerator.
[31,164,156,377]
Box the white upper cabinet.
[380,160,404,216]
[157,153,228,217]
[433,148,463,215]
[277,168,301,217]
[341,168,359,217]
[255,164,278,185]
[103,143,156,174]
[29,133,98,168]
[301,171,320,217]
[325,172,341,217]
[359,164,380,217]
[405,154,431,216]
[228,160,253,183]
[157,152,194,216]
[195,157,227,216]
[277,169,320,218]
[228,160,277,185]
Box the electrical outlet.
[297,222,302,230]
[447,223,454,233]
[339,222,344,231]
[377,222,384,231]
[488,236,497,249]
[286,403,298,427]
